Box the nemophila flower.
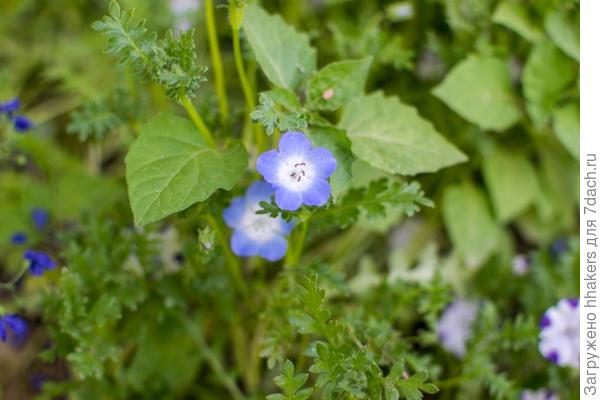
[0,314,28,344]
[521,389,559,400]
[539,298,579,368]
[10,232,28,245]
[512,254,529,275]
[437,299,478,358]
[12,115,34,132]
[0,98,20,114]
[256,132,336,211]
[32,208,49,231]
[24,250,57,276]
[1,97,33,132]
[223,181,293,261]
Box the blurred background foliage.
[0,0,579,399]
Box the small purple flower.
[31,208,49,231]
[521,388,559,400]
[0,314,29,344]
[437,299,478,358]
[0,98,21,114]
[539,298,579,368]
[10,232,28,245]
[512,254,529,275]
[223,181,293,261]
[12,115,34,132]
[24,250,57,276]
[256,132,336,211]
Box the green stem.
[180,95,217,148]
[0,263,29,290]
[205,0,230,125]
[232,28,263,151]
[285,219,309,267]
[206,214,248,297]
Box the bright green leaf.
[492,1,543,42]
[433,55,521,131]
[545,11,579,61]
[483,147,539,222]
[307,57,372,111]
[243,4,317,90]
[125,113,247,226]
[339,92,467,175]
[442,181,500,268]
[553,103,579,159]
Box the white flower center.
[278,157,314,191]
[240,203,281,243]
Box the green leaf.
[251,90,308,135]
[553,103,579,159]
[442,181,500,268]
[243,4,317,90]
[307,57,372,111]
[125,113,247,226]
[433,55,521,131]
[482,147,539,222]
[339,92,467,175]
[545,11,579,61]
[267,360,313,400]
[492,1,543,42]
[522,40,575,122]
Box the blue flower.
[223,181,294,261]
[12,115,34,132]
[24,249,57,276]
[0,314,28,344]
[31,208,49,231]
[10,232,28,245]
[0,98,21,114]
[256,132,336,211]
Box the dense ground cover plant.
[0,0,579,398]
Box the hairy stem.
[180,95,217,148]
[205,0,230,126]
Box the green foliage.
[267,360,313,400]
[251,90,309,135]
[125,113,247,226]
[92,1,207,100]
[339,92,467,175]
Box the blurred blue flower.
[223,181,293,261]
[0,314,28,344]
[10,232,28,245]
[12,115,34,132]
[436,299,478,358]
[520,388,558,400]
[539,298,579,368]
[256,132,336,211]
[24,249,57,276]
[32,208,49,231]
[0,98,21,114]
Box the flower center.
[241,204,281,243]
[289,162,307,182]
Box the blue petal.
[258,236,288,261]
[223,197,246,229]
[0,319,6,342]
[256,150,284,184]
[278,132,312,159]
[3,315,28,342]
[301,178,331,207]
[307,147,337,178]
[13,115,34,132]
[246,181,275,204]
[31,208,49,230]
[10,232,28,245]
[231,230,260,257]
[275,187,303,211]
[279,219,294,236]
[24,249,57,276]
[0,98,20,114]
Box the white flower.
[170,0,200,15]
[512,254,529,275]
[437,299,478,358]
[539,298,579,368]
[521,388,559,400]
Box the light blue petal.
[256,150,284,184]
[275,187,303,211]
[231,230,260,257]
[278,132,312,159]
[279,218,294,236]
[307,147,336,178]
[246,181,275,204]
[302,178,331,207]
[258,235,288,261]
[223,197,247,228]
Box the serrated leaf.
[339,92,467,175]
[491,1,543,42]
[482,147,539,222]
[442,182,500,268]
[433,55,521,131]
[243,4,316,90]
[553,103,579,159]
[307,58,372,111]
[545,11,579,61]
[125,113,247,226]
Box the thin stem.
[205,0,230,125]
[232,28,265,152]
[180,95,217,148]
[206,214,248,297]
[0,263,29,290]
[285,219,309,267]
